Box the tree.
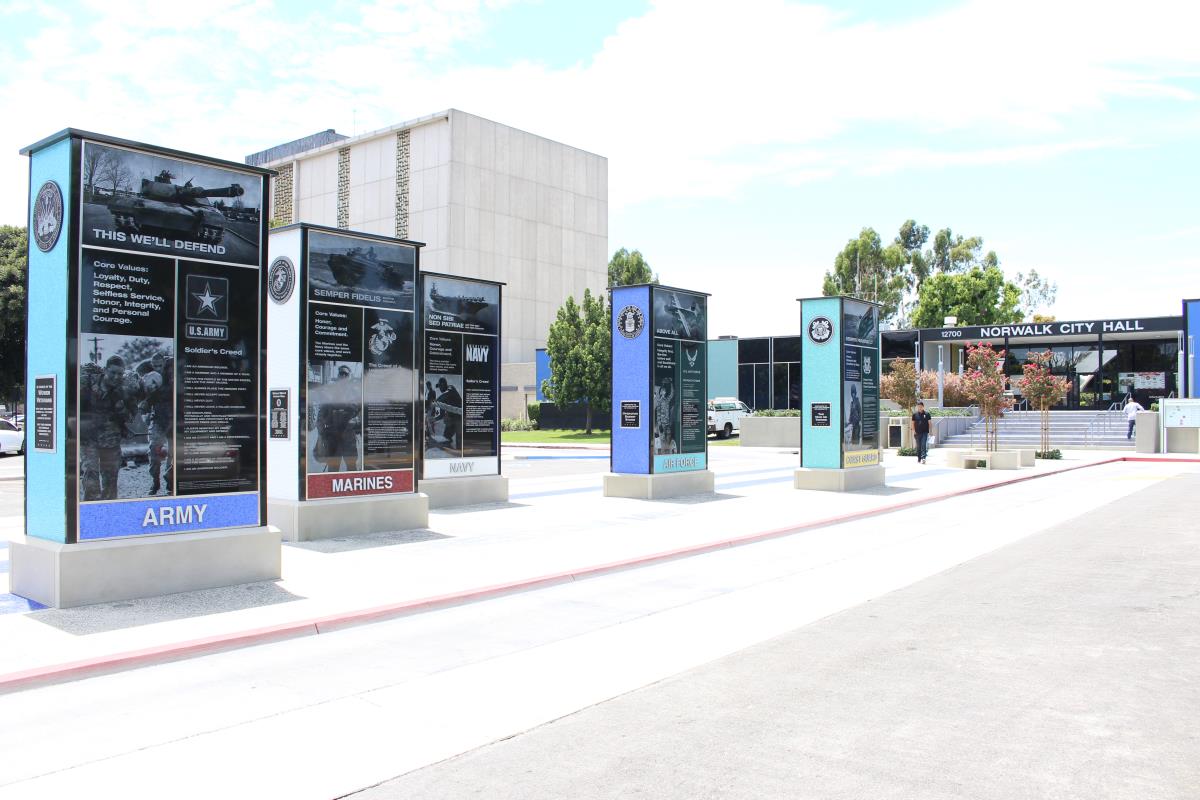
[0,226,27,407]
[882,358,921,412]
[97,157,132,195]
[926,228,996,274]
[895,219,932,292]
[541,288,610,433]
[1014,269,1058,320]
[1017,350,1070,456]
[608,248,657,287]
[962,342,1014,452]
[910,266,1022,329]
[821,228,907,322]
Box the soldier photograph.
[653,375,678,455]
[79,335,174,501]
[308,361,362,473]
[424,375,463,457]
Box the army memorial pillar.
[604,283,714,500]
[13,130,279,607]
[795,296,885,491]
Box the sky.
[3,0,1198,337]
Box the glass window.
[773,363,788,409]
[738,364,754,408]
[772,336,802,363]
[0,420,14,432]
[754,363,770,410]
[788,363,802,409]
[881,331,918,360]
[738,338,770,364]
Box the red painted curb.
[2,455,1196,693]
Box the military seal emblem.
[616,305,645,339]
[33,181,63,253]
[808,316,834,345]
[268,256,296,304]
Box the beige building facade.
[252,109,609,417]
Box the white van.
[707,397,752,439]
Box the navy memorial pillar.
[416,271,508,508]
[265,224,430,539]
[603,284,715,499]
[13,129,279,607]
[795,296,886,491]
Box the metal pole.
[937,344,944,408]
[1186,335,1193,398]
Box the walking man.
[1123,396,1145,440]
[911,401,933,465]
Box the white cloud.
[2,0,1199,224]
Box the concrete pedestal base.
[603,470,715,500]
[268,493,429,542]
[419,475,509,509]
[793,465,886,492]
[9,526,281,609]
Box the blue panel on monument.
[21,130,272,542]
[1187,299,1200,398]
[610,284,709,475]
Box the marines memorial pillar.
[265,224,428,540]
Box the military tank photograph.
[80,141,264,266]
[109,169,243,244]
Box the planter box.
[739,416,802,448]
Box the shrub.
[753,409,803,417]
[1036,449,1063,460]
[501,418,537,432]
[1150,402,1159,412]
[526,403,541,424]
[897,446,919,457]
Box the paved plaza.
[0,447,1196,798]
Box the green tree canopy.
[821,227,907,321]
[540,288,611,433]
[1014,268,1058,320]
[910,266,1022,329]
[0,226,27,403]
[608,248,657,287]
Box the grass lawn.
[501,429,611,444]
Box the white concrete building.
[249,109,609,417]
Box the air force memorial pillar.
[604,284,715,499]
[14,130,279,607]
[795,296,885,491]
[265,224,429,540]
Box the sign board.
[810,402,831,428]
[1162,399,1200,428]
[620,401,641,429]
[269,389,290,440]
[1118,372,1166,391]
[22,132,270,543]
[33,375,55,453]
[610,284,709,475]
[419,273,501,480]
[842,298,880,468]
[303,229,417,499]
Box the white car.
[0,417,24,455]
[707,397,752,439]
